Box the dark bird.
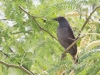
[53,17,78,63]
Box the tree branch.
[76,6,100,39]
[61,35,84,60]
[0,19,8,20]
[0,60,35,75]
[61,6,100,60]
[19,5,57,40]
[0,51,9,57]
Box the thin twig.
[19,5,57,40]
[84,33,100,37]
[0,19,8,20]
[76,6,100,39]
[0,18,13,21]
[9,47,14,53]
[61,35,84,60]
[0,51,9,57]
[33,18,58,40]
[11,30,33,34]
[20,52,27,66]
[0,60,35,75]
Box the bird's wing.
[63,26,75,44]
[57,26,75,49]
[67,26,77,55]
[67,26,75,39]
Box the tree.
[0,0,100,75]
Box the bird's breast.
[57,27,68,39]
[57,27,69,48]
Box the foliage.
[0,0,100,75]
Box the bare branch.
[0,19,8,20]
[33,18,58,40]
[76,6,100,39]
[0,60,35,75]
[61,35,84,60]
[0,51,9,57]
[19,5,57,40]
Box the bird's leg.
[68,37,75,41]
[72,55,78,64]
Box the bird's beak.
[53,18,58,21]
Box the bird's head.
[53,17,66,22]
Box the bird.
[53,16,78,63]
